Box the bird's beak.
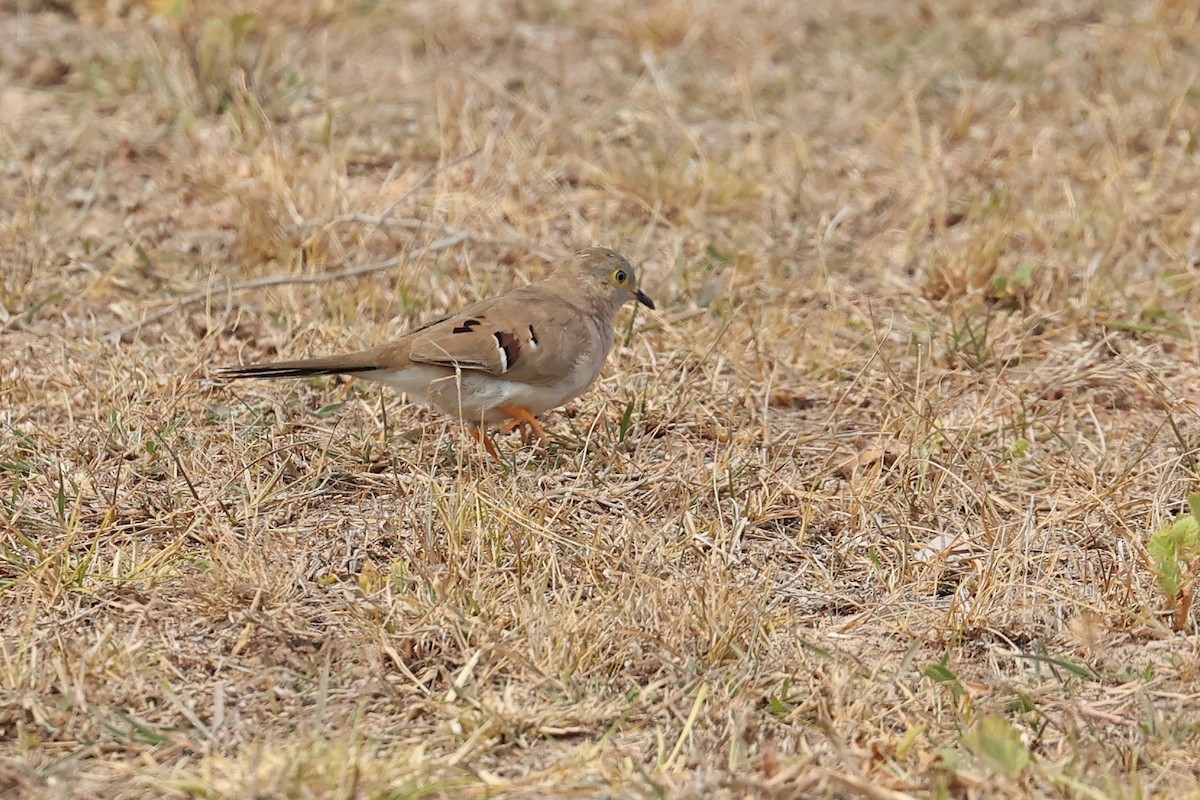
[635,289,655,310]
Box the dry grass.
[4,0,1200,797]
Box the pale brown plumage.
[219,247,654,457]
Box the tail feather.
[219,355,380,380]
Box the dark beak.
[635,289,655,310]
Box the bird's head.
[568,247,655,313]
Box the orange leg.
[497,405,548,444]
[498,417,532,441]
[334,375,359,401]
[469,425,501,460]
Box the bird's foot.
[497,405,548,445]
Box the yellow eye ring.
[612,269,628,285]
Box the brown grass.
[4,0,1200,797]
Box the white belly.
[362,364,581,427]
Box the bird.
[218,247,655,458]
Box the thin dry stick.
[102,148,480,344]
[101,230,469,343]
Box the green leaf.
[923,663,965,698]
[116,711,171,745]
[157,0,188,20]
[924,662,954,681]
[314,402,346,418]
[705,244,733,263]
[55,464,67,519]
[1009,653,1097,680]
[1148,510,1200,598]
[867,546,885,571]
[1012,261,1034,287]
[1012,692,1037,714]
[617,399,635,443]
[1141,306,1167,322]
[935,747,961,771]
[963,715,1030,778]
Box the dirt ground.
[3,1,1200,797]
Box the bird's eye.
[612,269,628,285]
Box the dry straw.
[3,1,1200,797]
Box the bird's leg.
[470,425,501,460]
[498,417,530,441]
[497,405,548,444]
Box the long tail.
[218,353,381,380]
